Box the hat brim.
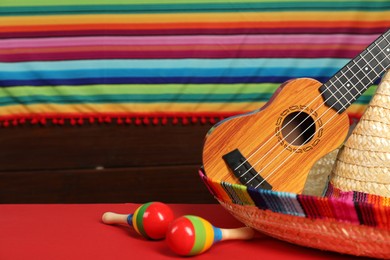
[199,169,390,259]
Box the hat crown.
[330,71,390,197]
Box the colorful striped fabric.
[0,0,389,126]
[199,169,390,229]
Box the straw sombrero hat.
[328,72,390,198]
[199,72,390,259]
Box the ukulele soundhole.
[281,111,316,146]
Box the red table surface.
[0,203,373,260]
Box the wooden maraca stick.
[220,226,255,240]
[166,215,255,256]
[102,202,174,240]
[102,212,132,225]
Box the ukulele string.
[249,41,390,183]
[251,42,390,187]
[254,68,379,188]
[233,83,322,172]
[236,34,390,176]
[235,32,390,175]
[235,56,362,174]
[233,58,365,172]
[253,42,390,188]
[236,35,390,186]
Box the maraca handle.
[220,226,255,241]
[102,212,132,226]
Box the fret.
[353,61,373,86]
[371,44,386,62]
[323,78,348,110]
[338,70,360,101]
[376,37,390,52]
[365,64,381,81]
[383,34,390,46]
[319,29,390,113]
[333,72,354,104]
[364,51,383,77]
[320,83,345,112]
[330,62,363,107]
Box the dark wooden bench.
[0,121,216,203]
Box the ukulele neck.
[320,29,390,113]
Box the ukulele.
[202,29,390,194]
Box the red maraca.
[166,215,255,256]
[102,202,174,240]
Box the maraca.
[166,215,255,256]
[102,202,174,240]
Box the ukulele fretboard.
[320,29,390,113]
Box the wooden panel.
[0,122,211,171]
[0,165,217,203]
[0,122,218,203]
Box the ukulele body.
[202,78,350,194]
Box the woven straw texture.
[303,149,339,196]
[330,71,390,197]
[218,200,390,259]
[200,168,390,259]
[200,71,390,259]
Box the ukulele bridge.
[222,149,272,190]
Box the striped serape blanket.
[0,0,389,126]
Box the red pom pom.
[161,117,168,125]
[143,117,150,125]
[182,117,189,125]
